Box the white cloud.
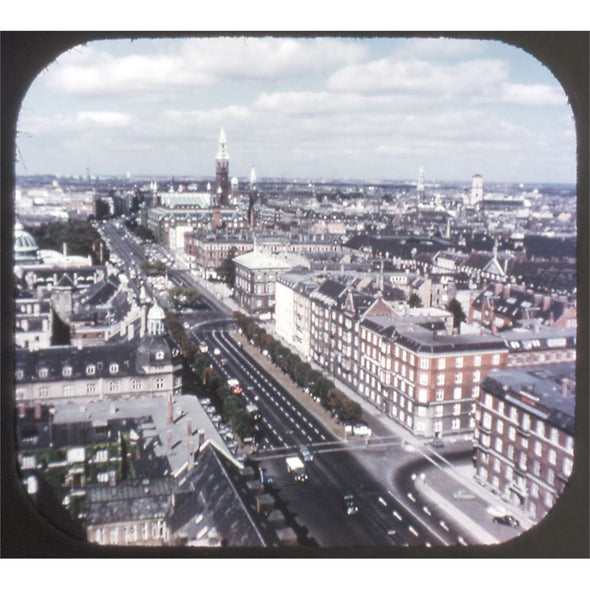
[496,83,568,105]
[41,37,368,98]
[328,57,508,99]
[20,111,135,134]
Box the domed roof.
[14,223,39,262]
[147,303,166,321]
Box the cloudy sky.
[15,35,576,184]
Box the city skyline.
[14,35,576,185]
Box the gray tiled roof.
[482,363,576,434]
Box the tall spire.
[217,127,229,160]
[215,127,230,207]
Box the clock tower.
[215,127,230,207]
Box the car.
[220,358,228,367]
[199,343,209,353]
[299,444,313,462]
[343,493,359,516]
[213,347,221,356]
[493,514,520,528]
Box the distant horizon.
[15,172,577,191]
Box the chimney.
[63,242,68,257]
[198,429,205,449]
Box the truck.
[227,378,243,395]
[285,456,308,483]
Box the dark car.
[343,493,359,516]
[493,514,519,528]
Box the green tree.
[408,292,423,308]
[446,297,467,331]
[216,246,237,287]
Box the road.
[194,327,476,548]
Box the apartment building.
[474,363,575,522]
[356,317,507,439]
[14,304,182,406]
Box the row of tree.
[165,314,253,440]
[233,312,363,425]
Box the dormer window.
[62,366,73,377]
[155,351,165,361]
[15,369,24,381]
[38,367,48,378]
[109,363,119,375]
[86,365,96,376]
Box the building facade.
[14,304,183,406]
[474,363,575,522]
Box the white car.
[213,347,221,356]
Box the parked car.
[493,514,520,528]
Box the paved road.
[192,327,477,548]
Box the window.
[155,378,165,389]
[563,457,573,477]
[548,449,557,466]
[63,385,73,397]
[109,363,119,375]
[435,405,443,417]
[420,358,430,369]
[418,388,428,403]
[534,441,543,457]
[86,364,96,376]
[482,412,492,429]
[419,373,429,385]
[473,355,482,367]
[453,403,461,416]
[437,373,445,385]
[436,388,444,401]
[452,418,460,430]
[39,386,48,398]
[492,353,501,366]
[38,367,48,378]
[132,379,142,391]
[453,387,462,400]
[437,358,446,370]
[454,372,463,384]
[86,383,96,395]
[62,366,73,377]
[455,356,463,368]
[536,421,545,438]
[496,420,504,435]
[109,381,119,393]
[473,370,481,383]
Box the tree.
[216,246,237,287]
[408,292,423,308]
[446,297,467,332]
